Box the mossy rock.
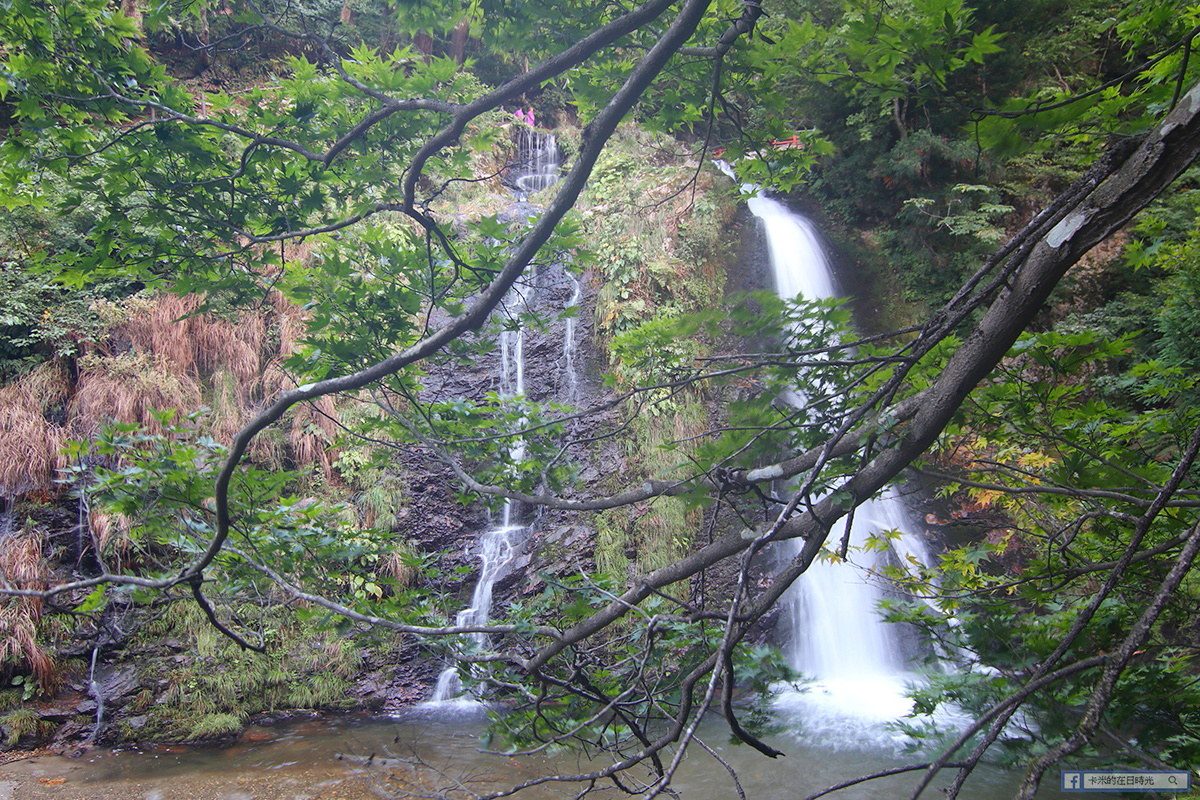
[1,708,53,747]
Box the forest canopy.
[2,1,1200,798]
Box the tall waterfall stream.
[430,129,568,705]
[748,195,953,748]
[1,160,1051,800]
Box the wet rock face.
[392,449,487,592]
[353,636,443,712]
[385,250,615,700]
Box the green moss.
[120,597,370,744]
[594,510,630,580]
[593,401,708,584]
[129,688,155,712]
[574,132,733,587]
[581,125,734,351]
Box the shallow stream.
[0,711,1074,800]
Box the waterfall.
[559,274,581,408]
[748,195,942,748]
[749,196,836,301]
[429,519,526,705]
[427,203,580,705]
[509,129,562,196]
[429,286,532,705]
[85,642,106,744]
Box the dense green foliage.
[3,1,1200,798]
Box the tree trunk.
[414,31,433,62]
[450,18,469,65]
[120,0,142,33]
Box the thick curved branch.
[191,0,716,588]
[400,0,684,210]
[677,0,764,59]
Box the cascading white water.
[429,287,532,705]
[428,202,580,704]
[561,275,581,406]
[511,129,562,195]
[749,196,836,302]
[748,195,943,748]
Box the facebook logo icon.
[1063,772,1083,791]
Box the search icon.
[1169,775,1179,785]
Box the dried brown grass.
[70,352,203,437]
[119,293,266,386]
[0,384,67,498]
[282,240,313,266]
[88,508,132,556]
[0,530,59,693]
[11,361,71,413]
[122,293,200,374]
[98,291,317,447]
[0,530,43,616]
[380,546,417,588]
[208,368,250,447]
[69,285,346,475]
[248,427,286,469]
[288,394,339,480]
[255,358,292,403]
[193,309,261,386]
[247,360,293,466]
[268,289,307,360]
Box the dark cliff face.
[434,258,612,584]
[370,250,616,703]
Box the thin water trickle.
[560,274,581,407]
[427,154,573,703]
[85,645,105,744]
